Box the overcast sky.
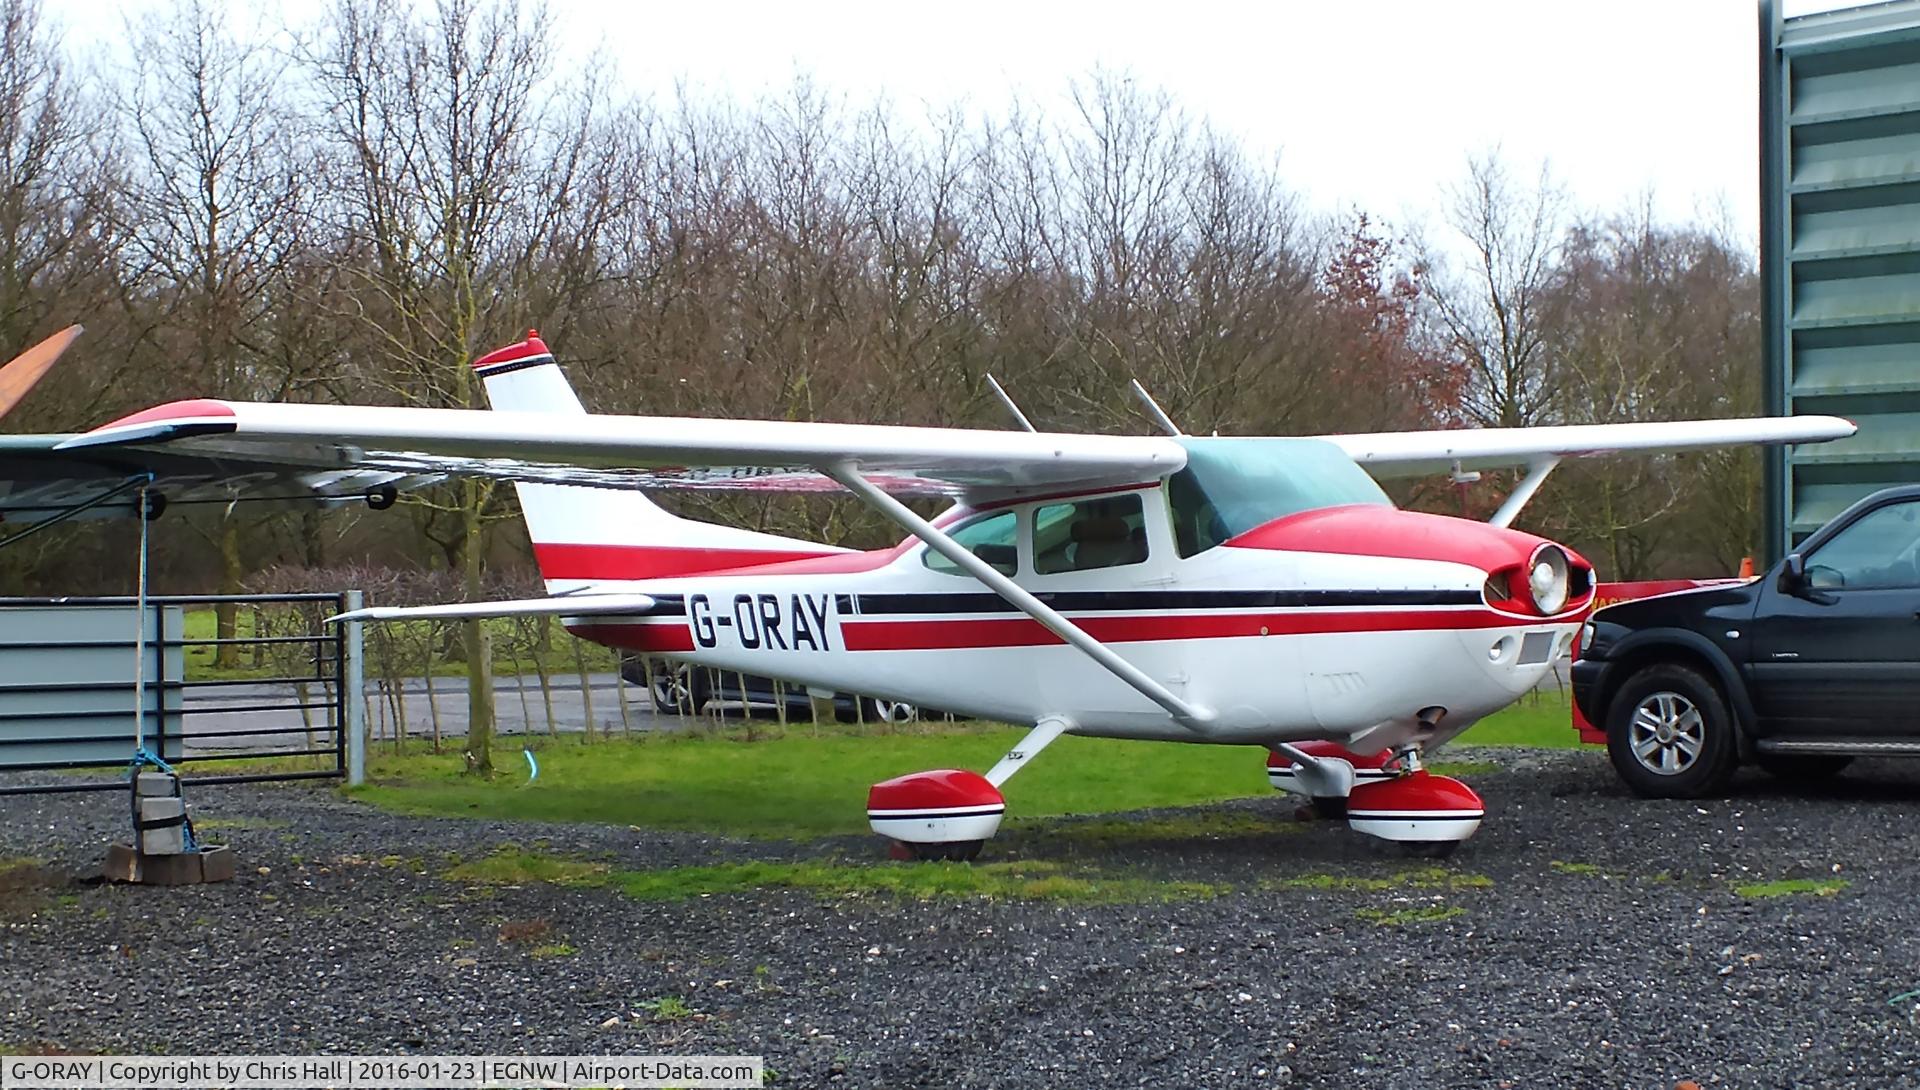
[48,0,1871,247]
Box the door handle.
[1770,652,1799,660]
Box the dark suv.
[1573,485,1920,798]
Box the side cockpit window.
[1033,494,1148,574]
[923,510,1019,576]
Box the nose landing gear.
[1269,734,1484,856]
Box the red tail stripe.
[534,542,842,581]
[566,621,694,653]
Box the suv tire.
[1606,663,1737,798]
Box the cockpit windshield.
[1167,437,1391,557]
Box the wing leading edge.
[60,399,1188,498]
[1324,416,1858,478]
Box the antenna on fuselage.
[984,374,1037,432]
[1129,379,1185,436]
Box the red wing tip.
[473,332,552,372]
[92,398,236,432]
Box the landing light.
[1527,545,1571,615]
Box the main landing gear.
[1268,741,1484,857]
[867,716,1070,862]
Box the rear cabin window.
[1033,493,1148,574]
[1168,437,1391,557]
[923,510,1019,576]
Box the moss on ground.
[441,846,1223,904]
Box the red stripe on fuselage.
[839,609,1526,651]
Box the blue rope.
[523,747,539,783]
[125,477,194,852]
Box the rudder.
[473,332,844,591]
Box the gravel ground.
[3,748,1919,1089]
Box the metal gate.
[0,593,356,794]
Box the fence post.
[343,589,366,787]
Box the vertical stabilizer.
[473,333,843,591]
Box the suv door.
[1748,496,1920,736]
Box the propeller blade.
[0,324,81,421]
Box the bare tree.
[119,0,311,663]
[300,0,610,774]
[1424,152,1567,429]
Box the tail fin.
[474,332,844,591]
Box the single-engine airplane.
[61,334,1858,858]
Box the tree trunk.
[215,517,242,668]
[461,480,494,775]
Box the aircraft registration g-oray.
[61,334,1858,858]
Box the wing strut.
[984,374,1037,432]
[1488,456,1560,529]
[823,462,1216,735]
[1129,380,1185,436]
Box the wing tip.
[57,398,238,449]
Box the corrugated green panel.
[0,606,183,768]
[1790,411,1920,462]
[1791,113,1920,191]
[1792,268,1920,324]
[1770,1,1920,553]
[1791,322,1920,393]
[1792,54,1920,120]
[1793,182,1920,256]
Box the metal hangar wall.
[1762,0,1920,556]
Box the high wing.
[60,396,1856,500]
[58,399,1190,498]
[1325,416,1857,478]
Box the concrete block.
[198,845,235,883]
[137,796,185,821]
[103,845,237,885]
[142,827,185,854]
[138,852,202,885]
[103,843,140,883]
[135,772,178,797]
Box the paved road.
[178,672,679,754]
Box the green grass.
[442,846,1221,903]
[352,691,1580,838]
[638,997,695,1021]
[360,725,1276,838]
[1355,905,1466,926]
[191,816,292,832]
[1266,866,1492,893]
[1733,877,1850,899]
[1451,688,1580,747]
[444,848,610,886]
[1033,810,1301,847]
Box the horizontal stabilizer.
[329,593,661,624]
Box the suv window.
[1033,494,1148,574]
[1807,500,1920,589]
[923,510,1018,576]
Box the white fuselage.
[563,488,1582,754]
